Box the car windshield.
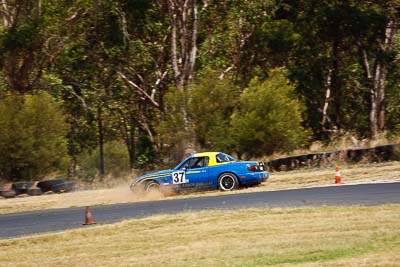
[216,153,236,163]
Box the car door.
[173,156,212,190]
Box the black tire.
[0,183,11,191]
[218,173,239,191]
[0,189,17,198]
[12,181,35,190]
[37,179,65,192]
[12,182,35,195]
[27,188,43,196]
[144,181,163,196]
[51,182,75,193]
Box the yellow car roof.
[193,152,219,158]
[192,152,235,167]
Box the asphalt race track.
[1,182,400,239]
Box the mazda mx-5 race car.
[129,152,269,196]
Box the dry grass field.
[1,161,400,215]
[1,205,399,266]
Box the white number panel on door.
[172,171,187,184]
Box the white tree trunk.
[168,0,198,91]
[369,19,397,138]
[322,69,332,129]
[1,0,11,28]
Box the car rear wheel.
[218,173,239,191]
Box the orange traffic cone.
[83,206,96,225]
[335,166,342,184]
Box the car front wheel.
[144,181,163,197]
[218,173,239,191]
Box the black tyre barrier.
[295,155,308,167]
[274,157,295,171]
[27,188,43,196]
[374,144,399,161]
[274,158,286,171]
[267,144,400,172]
[304,154,317,166]
[51,181,75,193]
[267,159,281,171]
[0,180,79,198]
[0,189,17,198]
[320,152,334,165]
[37,179,65,192]
[0,183,10,191]
[12,182,36,195]
[12,181,35,190]
[347,148,364,162]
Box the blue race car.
[129,152,269,196]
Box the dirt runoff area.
[1,161,400,215]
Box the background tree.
[189,70,239,151]
[0,92,68,181]
[275,0,400,139]
[230,69,310,158]
[0,0,71,93]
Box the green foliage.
[276,0,396,138]
[386,64,400,137]
[135,132,156,169]
[189,72,240,151]
[157,88,191,162]
[1,21,41,50]
[0,0,73,92]
[230,69,310,158]
[76,141,130,181]
[0,92,69,181]
[199,1,274,85]
[0,73,6,92]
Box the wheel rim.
[146,183,160,193]
[220,175,235,190]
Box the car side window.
[182,156,209,169]
[194,157,209,168]
[216,153,235,163]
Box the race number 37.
[172,171,187,184]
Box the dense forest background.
[1,0,399,182]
